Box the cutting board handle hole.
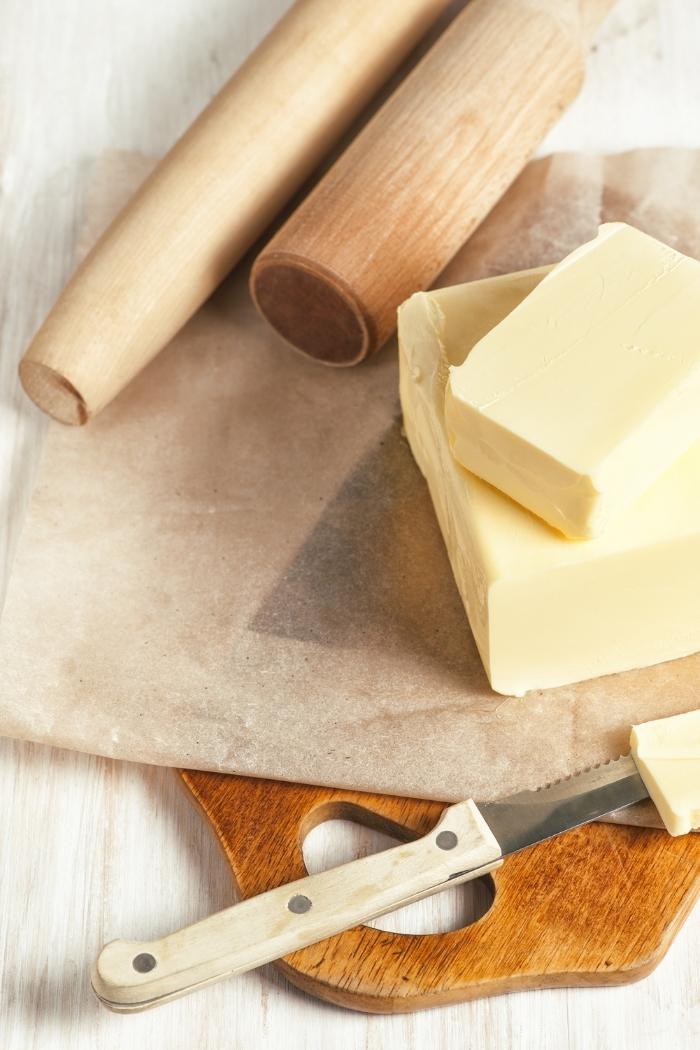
[302,815,495,934]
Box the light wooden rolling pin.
[251,0,614,365]
[19,0,451,424]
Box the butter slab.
[631,710,700,835]
[445,224,700,538]
[398,269,700,696]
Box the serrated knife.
[92,755,647,1012]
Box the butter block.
[445,224,700,538]
[398,269,700,696]
[631,710,700,835]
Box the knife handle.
[92,800,502,1011]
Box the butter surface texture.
[398,270,700,696]
[631,710,700,835]
[445,224,700,538]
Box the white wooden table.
[0,2,698,1047]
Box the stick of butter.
[398,269,700,696]
[445,223,700,539]
[631,710,700,836]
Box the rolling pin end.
[250,253,374,367]
[19,358,89,426]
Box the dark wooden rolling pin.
[251,0,614,365]
[19,0,452,424]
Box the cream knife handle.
[92,800,502,1011]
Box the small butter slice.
[398,269,700,696]
[631,711,700,836]
[445,223,700,538]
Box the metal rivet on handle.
[132,952,157,973]
[288,894,312,914]
[436,830,458,851]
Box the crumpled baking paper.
[2,148,700,828]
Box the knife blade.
[480,754,647,857]
[92,755,649,1012]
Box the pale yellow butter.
[445,224,700,539]
[631,710,700,836]
[398,269,700,696]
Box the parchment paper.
[2,148,699,829]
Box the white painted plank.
[0,1,698,1047]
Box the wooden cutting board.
[180,769,700,1012]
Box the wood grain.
[93,798,502,1009]
[18,0,451,424]
[1,1,699,1047]
[180,770,700,1013]
[250,0,613,364]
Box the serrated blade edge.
[479,755,648,856]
